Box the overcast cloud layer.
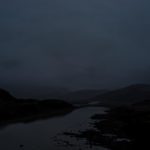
[0,0,150,91]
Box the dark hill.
[0,88,16,103]
[0,88,74,125]
[92,84,150,106]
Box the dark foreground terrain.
[64,84,150,150]
[1,84,150,150]
[64,102,150,150]
[0,88,74,126]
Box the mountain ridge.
[91,84,150,106]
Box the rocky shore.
[64,103,150,150]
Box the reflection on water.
[0,107,108,150]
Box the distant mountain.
[63,89,108,104]
[92,84,150,106]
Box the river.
[0,107,108,150]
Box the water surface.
[0,107,108,150]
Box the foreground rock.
[0,88,74,126]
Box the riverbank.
[0,88,74,126]
[64,103,150,150]
[0,99,74,126]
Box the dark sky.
[0,0,150,93]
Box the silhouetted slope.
[0,88,74,125]
[0,88,16,102]
[93,84,150,106]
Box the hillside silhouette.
[0,88,74,126]
[91,84,150,106]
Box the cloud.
[0,60,21,69]
[0,0,150,90]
